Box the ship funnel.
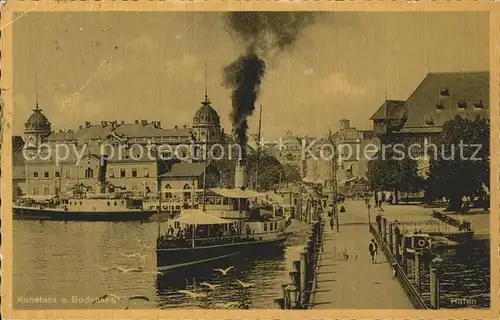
[98,154,108,194]
[234,159,246,189]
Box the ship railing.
[157,230,283,248]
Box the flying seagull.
[177,290,207,299]
[113,266,144,273]
[200,282,221,290]
[235,280,254,288]
[214,266,234,276]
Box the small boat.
[13,194,156,221]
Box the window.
[270,223,273,231]
[44,171,49,179]
[114,201,117,206]
[55,171,60,178]
[144,168,149,177]
[43,187,50,195]
[33,188,39,195]
[120,169,126,178]
[107,201,110,206]
[275,222,278,230]
[109,169,115,178]
[33,172,39,179]
[132,168,137,177]
[84,168,94,179]
[264,223,268,232]
[66,170,71,178]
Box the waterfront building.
[370,71,489,177]
[273,130,314,178]
[15,94,225,198]
[303,119,376,196]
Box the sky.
[13,12,488,140]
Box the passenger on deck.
[167,226,174,238]
[245,225,251,235]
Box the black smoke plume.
[224,12,314,158]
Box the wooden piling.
[401,250,407,274]
[300,249,307,304]
[415,251,422,289]
[281,283,289,309]
[292,261,301,287]
[430,268,440,309]
[382,218,387,242]
[388,223,393,254]
[395,239,401,264]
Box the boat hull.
[13,206,156,222]
[156,235,287,271]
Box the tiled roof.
[403,71,489,130]
[370,100,406,120]
[159,162,206,178]
[47,123,191,141]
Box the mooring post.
[395,238,401,264]
[306,239,313,281]
[388,223,393,255]
[300,249,307,305]
[281,283,289,309]
[415,251,422,289]
[382,218,387,243]
[430,267,440,309]
[401,250,407,274]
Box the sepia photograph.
[3,7,493,316]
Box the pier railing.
[369,223,428,309]
[371,216,445,309]
[274,219,323,309]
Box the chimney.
[234,159,247,189]
[135,120,139,124]
[174,125,178,129]
[183,124,187,129]
[85,121,91,128]
[157,121,161,128]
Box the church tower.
[24,102,51,150]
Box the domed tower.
[24,102,51,149]
[192,94,221,143]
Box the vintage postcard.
[1,1,498,319]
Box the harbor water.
[13,218,311,309]
[13,217,490,309]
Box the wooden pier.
[275,200,454,309]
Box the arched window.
[165,184,172,199]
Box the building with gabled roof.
[369,71,489,178]
[371,71,489,139]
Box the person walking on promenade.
[329,215,334,231]
[369,239,377,263]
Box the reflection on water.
[13,219,310,309]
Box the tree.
[282,163,301,183]
[367,146,422,204]
[426,116,489,211]
[245,152,285,191]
